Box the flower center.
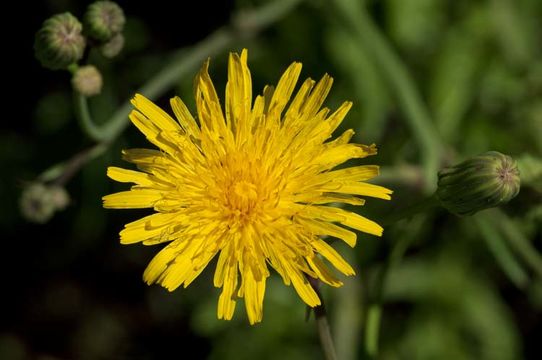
[211,151,271,227]
[231,180,258,210]
[496,159,519,186]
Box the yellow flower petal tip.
[103,49,391,324]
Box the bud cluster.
[84,1,126,58]
[34,1,125,72]
[20,183,70,224]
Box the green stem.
[74,93,108,142]
[333,276,362,360]
[364,304,381,357]
[309,279,338,360]
[39,143,108,185]
[377,164,424,189]
[331,0,443,192]
[315,305,338,360]
[382,193,439,226]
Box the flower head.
[100,33,124,58]
[72,65,103,96]
[34,13,86,70]
[84,1,125,42]
[20,183,70,223]
[437,151,520,216]
[103,50,391,324]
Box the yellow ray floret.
[103,49,392,324]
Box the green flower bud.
[100,33,124,58]
[20,183,70,224]
[71,65,103,97]
[437,151,520,216]
[84,1,125,42]
[49,186,70,210]
[34,13,86,70]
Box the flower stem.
[74,93,108,142]
[382,193,439,226]
[364,304,381,357]
[38,143,108,185]
[315,303,338,360]
[308,278,338,360]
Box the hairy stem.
[309,278,338,360]
[315,303,338,360]
[74,93,107,142]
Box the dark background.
[2,0,541,359]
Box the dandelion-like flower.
[103,50,392,324]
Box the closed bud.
[20,183,70,224]
[72,65,103,96]
[34,13,86,70]
[84,1,125,42]
[100,33,124,58]
[437,151,520,216]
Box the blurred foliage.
[2,0,541,359]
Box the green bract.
[84,1,126,42]
[437,151,521,216]
[34,13,86,70]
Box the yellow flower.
[103,49,392,324]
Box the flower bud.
[49,186,70,210]
[100,33,124,58]
[20,183,70,224]
[437,151,520,216]
[71,65,103,96]
[34,13,86,70]
[84,1,125,42]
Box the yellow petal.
[320,165,380,183]
[304,205,384,237]
[195,59,227,134]
[226,51,252,141]
[284,77,315,122]
[119,212,177,244]
[131,94,180,132]
[129,110,177,154]
[243,267,266,325]
[306,255,343,287]
[102,189,162,209]
[268,62,302,119]
[320,182,393,200]
[312,239,355,276]
[313,144,376,170]
[170,96,201,137]
[107,167,154,186]
[143,242,186,284]
[284,260,320,307]
[217,254,238,321]
[121,148,165,167]
[296,216,357,247]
